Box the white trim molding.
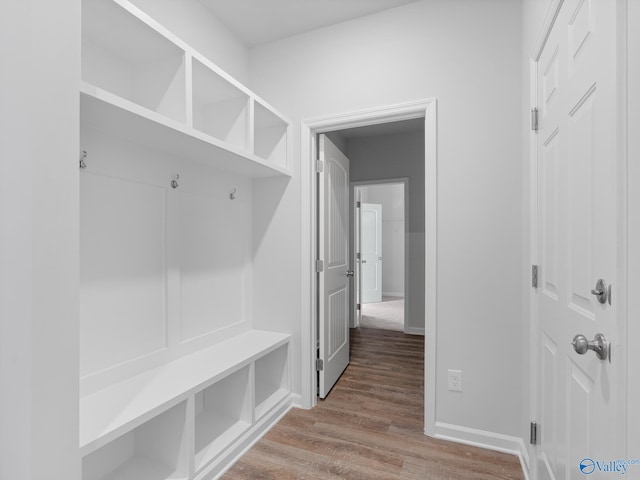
[404,327,425,336]
[300,99,438,439]
[434,422,529,479]
[531,0,564,61]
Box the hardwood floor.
[223,328,524,480]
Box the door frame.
[300,99,438,437]
[628,0,640,457]
[527,0,629,474]
[352,179,409,333]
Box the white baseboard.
[434,422,529,479]
[382,292,404,298]
[291,392,304,409]
[404,326,425,335]
[519,443,531,480]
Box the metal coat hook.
[171,174,180,189]
[79,150,87,169]
[230,188,237,200]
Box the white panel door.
[535,1,622,479]
[318,134,350,398]
[361,203,383,304]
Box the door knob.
[345,270,354,277]
[571,333,610,361]
[590,278,610,305]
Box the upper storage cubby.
[253,101,289,170]
[82,0,186,124]
[80,0,291,178]
[192,59,249,150]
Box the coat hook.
[230,188,237,200]
[79,150,87,169]
[171,174,180,189]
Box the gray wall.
[348,130,424,333]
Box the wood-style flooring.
[223,328,524,480]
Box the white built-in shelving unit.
[81,0,291,178]
[80,332,291,480]
[79,0,293,479]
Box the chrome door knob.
[572,333,609,361]
[345,270,354,277]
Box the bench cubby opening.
[82,401,189,480]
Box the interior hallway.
[360,296,405,331]
[223,328,523,479]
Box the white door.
[534,1,622,478]
[361,203,382,304]
[318,134,350,398]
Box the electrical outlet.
[448,369,463,392]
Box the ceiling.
[198,0,421,47]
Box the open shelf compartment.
[192,58,250,151]
[253,101,289,169]
[254,343,289,420]
[194,366,252,472]
[80,87,291,178]
[82,0,186,124]
[82,401,189,480]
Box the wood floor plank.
[223,328,524,480]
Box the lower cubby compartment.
[194,366,252,472]
[83,401,189,480]
[254,344,289,420]
[81,332,293,480]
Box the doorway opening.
[354,180,407,333]
[301,98,438,436]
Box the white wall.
[361,184,405,297]
[128,0,250,84]
[0,0,80,478]
[249,0,523,440]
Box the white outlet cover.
[448,369,463,392]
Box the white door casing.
[534,1,623,478]
[354,188,362,327]
[318,134,350,398]
[300,99,436,429]
[361,203,383,304]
